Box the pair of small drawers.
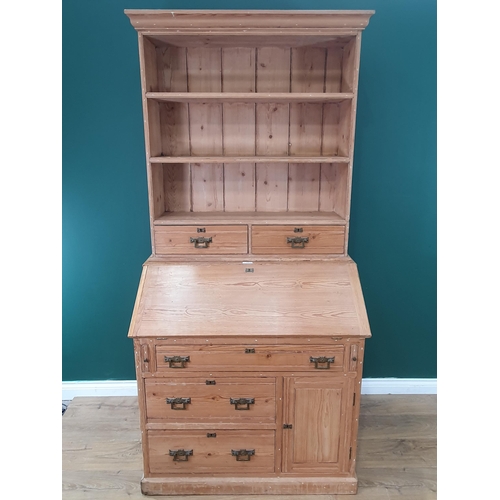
[153,224,346,255]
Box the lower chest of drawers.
[135,339,365,482]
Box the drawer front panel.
[156,345,345,372]
[154,225,248,255]
[148,429,275,474]
[145,377,276,422]
[251,225,345,254]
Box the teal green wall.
[63,0,436,380]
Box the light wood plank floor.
[62,395,436,499]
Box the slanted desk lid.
[128,259,371,339]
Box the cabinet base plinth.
[141,476,358,495]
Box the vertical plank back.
[288,163,320,211]
[224,163,256,212]
[156,46,187,92]
[191,163,224,212]
[290,47,327,92]
[221,47,256,156]
[256,163,288,212]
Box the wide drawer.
[156,345,345,372]
[251,225,345,254]
[145,377,276,422]
[154,225,248,255]
[148,429,275,474]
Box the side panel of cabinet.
[282,376,354,474]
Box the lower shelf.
[141,475,358,495]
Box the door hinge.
[353,393,356,406]
[349,447,352,459]
[283,424,293,429]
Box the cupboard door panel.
[283,377,353,474]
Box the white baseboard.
[62,378,436,400]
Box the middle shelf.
[146,92,355,103]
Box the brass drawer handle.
[166,397,191,410]
[190,236,212,248]
[231,449,255,461]
[169,449,193,461]
[310,356,335,369]
[164,355,190,368]
[287,236,309,248]
[230,397,255,410]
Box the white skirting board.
[62,378,437,400]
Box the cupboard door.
[282,377,353,474]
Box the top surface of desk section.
[128,259,371,339]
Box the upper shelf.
[146,92,354,103]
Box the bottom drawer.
[148,429,275,474]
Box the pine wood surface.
[127,260,371,338]
[62,395,436,499]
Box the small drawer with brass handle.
[166,397,191,410]
[189,236,212,248]
[169,449,193,461]
[154,225,248,255]
[164,355,190,368]
[231,449,255,461]
[230,397,255,410]
[310,356,336,369]
[286,236,309,248]
[251,225,345,254]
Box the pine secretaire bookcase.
[125,9,374,496]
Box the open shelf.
[154,211,346,226]
[146,92,354,103]
[149,163,350,220]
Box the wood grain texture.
[255,163,288,212]
[223,163,256,211]
[156,46,187,92]
[190,163,224,212]
[287,163,321,211]
[63,394,435,499]
[128,259,370,338]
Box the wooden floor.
[62,395,436,500]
